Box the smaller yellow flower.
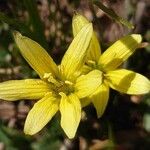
[0,23,102,139]
[73,13,150,117]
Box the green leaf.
[0,122,33,150]
[32,116,63,150]
[93,0,134,29]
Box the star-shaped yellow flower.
[72,13,150,117]
[0,23,103,138]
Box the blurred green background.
[0,0,150,149]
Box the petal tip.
[61,124,76,139]
[68,134,75,139]
[24,120,41,136]
[24,128,33,136]
[24,118,37,136]
[73,12,83,20]
[73,10,79,16]
[13,31,22,39]
[131,34,142,43]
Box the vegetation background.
[0,0,149,149]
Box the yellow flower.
[72,13,150,118]
[0,23,103,139]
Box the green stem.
[23,0,48,49]
[0,12,32,37]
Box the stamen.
[65,80,73,85]
[87,60,96,66]
[43,73,51,79]
[59,92,66,97]
[43,73,60,86]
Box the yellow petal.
[60,23,93,81]
[91,82,109,118]
[72,13,101,62]
[72,12,89,37]
[24,92,59,135]
[59,93,81,139]
[14,32,59,79]
[0,79,51,101]
[106,69,150,94]
[99,34,142,71]
[75,70,102,98]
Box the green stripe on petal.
[99,34,142,71]
[80,97,91,108]
[24,92,59,135]
[59,93,81,139]
[75,69,102,98]
[14,32,59,79]
[106,69,150,94]
[0,79,51,101]
[60,23,93,81]
[72,13,101,62]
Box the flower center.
[86,60,97,69]
[86,60,105,73]
[43,73,74,96]
[86,60,105,81]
